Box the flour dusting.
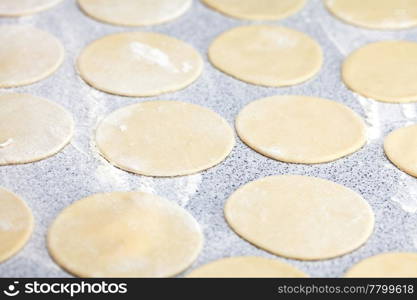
[130,42,179,73]
[0,138,13,148]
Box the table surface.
[1,0,417,277]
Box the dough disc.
[343,41,417,103]
[325,0,417,30]
[225,175,375,260]
[0,25,64,88]
[203,0,306,21]
[236,95,366,164]
[0,0,63,16]
[48,192,203,277]
[345,253,417,277]
[186,256,307,278]
[0,188,34,263]
[77,32,203,97]
[78,0,192,26]
[209,25,322,87]
[96,101,235,177]
[384,124,417,177]
[0,94,74,165]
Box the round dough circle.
[384,124,417,177]
[343,41,417,103]
[225,175,375,261]
[96,101,235,177]
[0,94,74,166]
[0,188,34,263]
[236,96,367,164]
[345,253,417,277]
[203,0,306,21]
[209,25,323,87]
[78,0,192,27]
[186,256,308,278]
[324,0,417,30]
[0,26,64,88]
[48,192,203,278]
[77,32,203,97]
[0,0,63,16]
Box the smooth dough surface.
[343,41,417,103]
[325,0,417,30]
[96,101,235,177]
[0,25,64,88]
[78,32,203,97]
[186,256,308,278]
[209,25,322,87]
[78,0,192,26]
[203,0,306,21]
[236,96,366,164]
[225,175,375,260]
[0,94,74,165]
[48,192,203,277]
[0,0,63,16]
[0,188,34,263]
[384,124,417,177]
[345,253,417,277]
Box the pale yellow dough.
[345,253,417,277]
[0,0,63,16]
[0,188,34,263]
[77,32,203,97]
[48,192,203,278]
[186,256,308,278]
[325,0,417,30]
[0,25,64,88]
[78,0,192,26]
[96,101,235,177]
[0,94,74,165]
[225,175,375,261]
[343,41,417,103]
[203,0,306,21]
[209,25,323,87]
[384,124,417,177]
[236,96,366,164]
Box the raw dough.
[384,124,417,177]
[78,0,192,26]
[236,95,366,164]
[325,0,417,30]
[345,253,417,277]
[0,94,74,165]
[0,0,63,16]
[0,25,64,88]
[225,175,375,260]
[48,191,203,277]
[96,101,235,177]
[77,32,203,97]
[0,188,34,263]
[209,25,322,87]
[186,256,308,278]
[343,41,417,103]
[203,0,306,21]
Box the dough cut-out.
[0,0,63,16]
[343,41,417,103]
[77,32,203,97]
[203,0,306,21]
[225,175,375,260]
[209,25,322,87]
[236,95,366,164]
[78,0,192,26]
[0,25,64,88]
[325,0,417,30]
[48,192,203,278]
[0,188,34,263]
[186,256,308,278]
[96,101,235,177]
[0,94,74,166]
